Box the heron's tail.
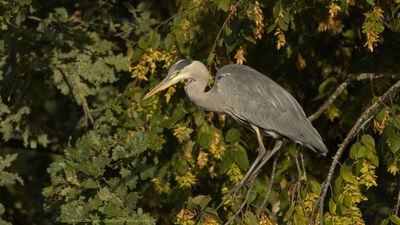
[300,121,328,156]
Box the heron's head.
[143,59,193,99]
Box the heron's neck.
[185,65,217,111]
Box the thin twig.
[311,80,400,225]
[308,73,400,122]
[396,186,400,216]
[259,156,279,211]
[300,151,307,180]
[155,1,204,30]
[59,69,94,126]
[208,0,242,68]
[225,178,256,225]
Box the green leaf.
[349,142,361,159]
[314,77,338,100]
[244,211,258,225]
[225,27,232,36]
[207,53,215,65]
[219,150,233,173]
[226,128,240,143]
[164,34,175,51]
[329,199,337,214]
[283,205,295,221]
[233,145,249,170]
[357,146,368,158]
[191,195,211,210]
[387,135,400,154]
[343,194,352,208]
[309,180,321,194]
[140,165,157,180]
[361,135,375,149]
[389,215,400,225]
[279,20,288,31]
[369,153,379,167]
[341,166,357,184]
[366,0,375,6]
[218,0,231,12]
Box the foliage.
[1,0,400,224]
[0,154,22,225]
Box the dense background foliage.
[1,0,400,224]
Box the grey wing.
[215,65,328,154]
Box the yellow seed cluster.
[175,208,196,225]
[173,122,193,143]
[274,28,286,50]
[208,162,217,178]
[201,216,219,225]
[325,105,340,122]
[304,192,319,212]
[175,171,197,188]
[258,213,277,225]
[130,48,177,81]
[165,86,176,103]
[317,3,343,34]
[253,0,265,40]
[197,150,209,169]
[363,6,384,52]
[387,159,399,175]
[227,163,243,185]
[296,54,307,70]
[209,133,226,159]
[151,177,171,194]
[234,46,246,65]
[359,160,378,189]
[343,183,367,203]
[325,207,365,225]
[373,107,390,134]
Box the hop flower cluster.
[252,0,265,40]
[173,122,193,143]
[197,150,209,169]
[175,171,197,188]
[175,208,196,225]
[359,160,378,189]
[209,133,226,159]
[317,3,343,34]
[151,177,171,194]
[234,46,246,65]
[130,48,177,81]
[304,192,319,212]
[274,28,286,50]
[373,107,390,134]
[362,6,384,52]
[227,163,243,185]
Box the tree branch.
[396,186,400,217]
[308,73,400,122]
[60,69,94,127]
[208,0,242,68]
[311,80,400,225]
[259,156,279,211]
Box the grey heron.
[144,59,328,194]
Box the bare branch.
[259,156,279,211]
[311,80,400,225]
[60,69,94,127]
[396,187,400,216]
[208,0,242,68]
[308,73,400,122]
[225,179,255,225]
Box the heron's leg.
[232,124,267,196]
[250,139,283,181]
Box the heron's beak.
[143,75,178,100]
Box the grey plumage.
[144,60,328,155]
[215,65,328,154]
